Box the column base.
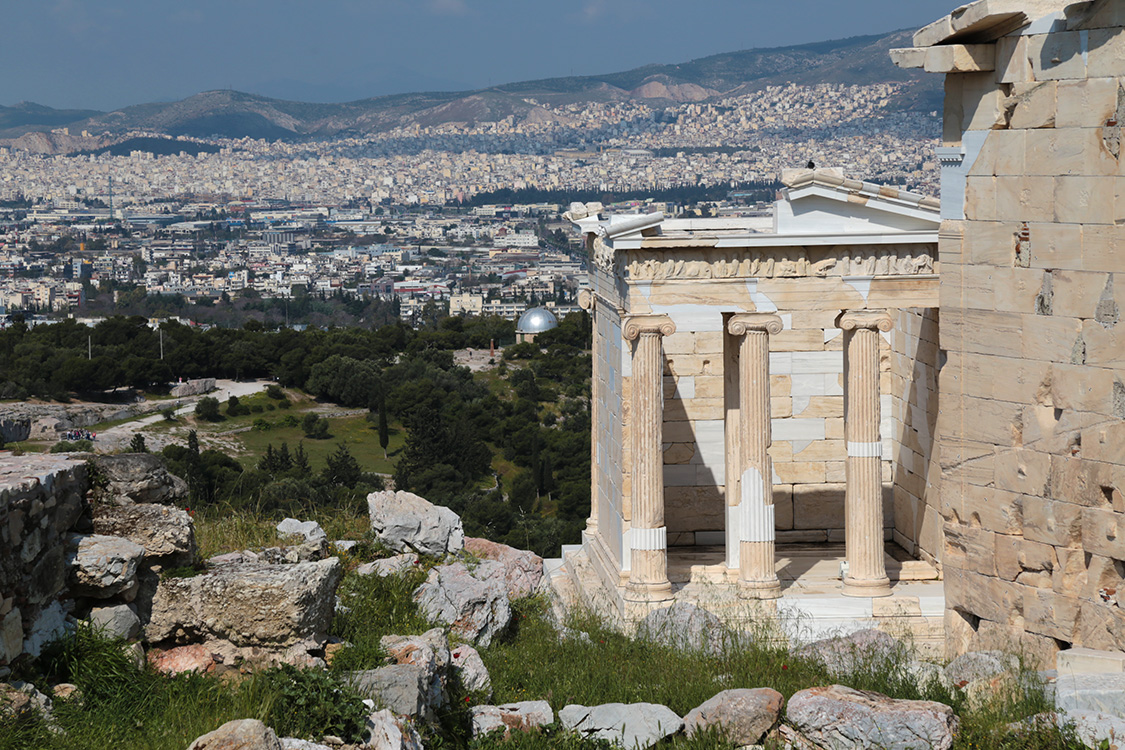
[842,575,893,598]
[623,580,674,604]
[738,578,782,600]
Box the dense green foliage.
[0,310,592,556]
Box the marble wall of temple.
[895,0,1125,663]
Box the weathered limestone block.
[683,688,782,746]
[471,701,553,738]
[381,628,449,712]
[797,629,901,676]
[92,503,196,567]
[365,709,424,750]
[637,602,724,653]
[451,643,491,696]
[187,719,283,750]
[463,537,544,599]
[356,553,419,578]
[787,685,957,750]
[559,702,684,749]
[145,558,342,647]
[367,490,464,557]
[169,378,216,398]
[276,518,326,543]
[413,562,511,647]
[347,664,427,716]
[90,454,187,506]
[65,533,144,599]
[89,603,141,640]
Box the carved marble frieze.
[622,245,935,281]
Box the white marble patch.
[843,276,872,303]
[792,351,844,375]
[769,352,793,375]
[792,440,813,455]
[771,418,826,442]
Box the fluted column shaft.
[624,314,675,602]
[728,313,783,599]
[839,310,893,598]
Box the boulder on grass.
[637,602,724,653]
[92,503,197,567]
[796,629,900,676]
[413,562,511,647]
[559,702,684,749]
[146,558,342,648]
[787,685,958,750]
[943,650,1018,689]
[366,709,424,750]
[346,664,428,717]
[381,628,450,712]
[451,643,491,696]
[276,518,326,543]
[90,454,187,506]
[356,553,419,578]
[187,718,283,750]
[464,537,544,598]
[65,533,144,598]
[89,603,141,640]
[683,688,782,746]
[471,701,553,738]
[367,490,464,557]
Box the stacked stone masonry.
[896,0,1125,663]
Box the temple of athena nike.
[554,0,1125,665]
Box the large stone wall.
[889,308,942,566]
[0,454,89,664]
[918,4,1125,663]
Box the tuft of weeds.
[329,567,434,672]
[257,664,368,743]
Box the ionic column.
[623,313,676,602]
[838,310,893,598]
[728,314,783,599]
[578,290,598,536]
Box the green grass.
[193,503,372,559]
[233,414,404,474]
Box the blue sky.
[3,0,958,110]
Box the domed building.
[515,307,558,343]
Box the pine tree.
[277,441,293,472]
[293,441,311,477]
[323,442,362,488]
[128,434,147,453]
[378,391,389,459]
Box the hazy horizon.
[2,1,956,111]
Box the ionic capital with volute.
[577,289,595,311]
[837,309,894,333]
[623,314,676,340]
[727,313,783,337]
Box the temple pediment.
[775,169,941,236]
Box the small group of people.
[62,429,96,442]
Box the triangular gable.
[776,171,940,235]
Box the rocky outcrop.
[65,533,144,599]
[471,701,553,738]
[187,719,283,750]
[92,503,196,567]
[90,454,188,506]
[145,558,342,648]
[786,685,958,750]
[170,378,216,398]
[683,688,782,746]
[413,562,511,647]
[367,490,464,557]
[464,537,544,599]
[559,702,684,749]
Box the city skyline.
[4,0,956,111]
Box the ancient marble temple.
[560,169,945,629]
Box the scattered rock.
[276,518,326,543]
[187,718,283,750]
[332,541,359,554]
[90,454,188,506]
[92,503,197,567]
[637,602,724,653]
[65,533,144,598]
[464,537,544,598]
[683,688,783,746]
[89,603,141,640]
[944,650,1019,689]
[1063,709,1125,749]
[0,681,52,721]
[52,683,79,701]
[209,551,259,567]
[381,628,450,712]
[365,709,424,750]
[471,701,553,738]
[451,643,491,696]
[346,664,428,717]
[367,490,464,557]
[280,739,333,750]
[797,629,899,676]
[787,685,957,750]
[356,553,419,578]
[413,562,511,647]
[1055,673,1125,718]
[170,378,216,398]
[145,558,342,648]
[559,702,684,749]
[148,643,215,675]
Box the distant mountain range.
[0,30,939,151]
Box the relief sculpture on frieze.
[624,245,934,280]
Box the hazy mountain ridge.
[1,30,938,150]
